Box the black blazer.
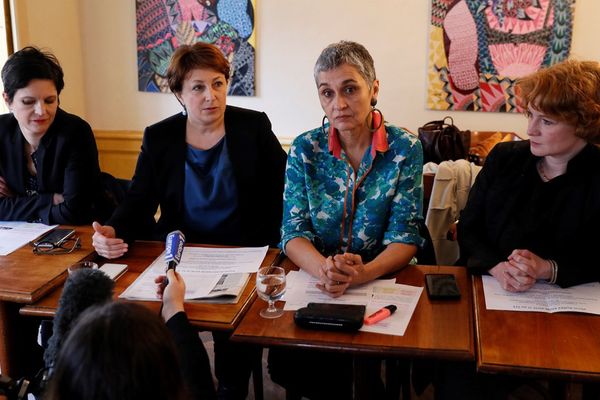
[0,108,100,224]
[108,105,287,247]
[458,140,600,288]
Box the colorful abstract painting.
[427,0,575,112]
[136,0,256,96]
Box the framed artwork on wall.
[136,0,256,96]
[427,0,576,112]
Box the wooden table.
[232,263,474,360]
[232,262,473,399]
[473,276,600,382]
[0,225,95,376]
[21,243,279,332]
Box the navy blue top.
[183,137,241,243]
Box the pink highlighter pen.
[364,305,397,325]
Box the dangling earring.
[321,115,329,136]
[175,95,187,116]
[368,98,383,133]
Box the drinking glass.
[68,261,99,275]
[256,266,286,318]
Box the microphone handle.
[163,260,178,286]
[167,260,178,271]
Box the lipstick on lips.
[364,304,397,325]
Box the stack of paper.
[120,246,268,303]
[0,221,56,256]
[284,270,423,336]
[482,275,600,315]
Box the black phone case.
[425,274,461,299]
[33,228,75,247]
[294,303,366,332]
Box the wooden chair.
[468,131,522,165]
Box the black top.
[0,108,101,224]
[165,312,216,400]
[458,140,600,288]
[107,105,287,247]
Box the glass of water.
[256,266,286,318]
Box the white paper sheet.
[482,275,600,315]
[283,269,423,336]
[0,221,57,256]
[283,269,397,310]
[360,284,423,336]
[120,246,267,301]
[174,246,269,273]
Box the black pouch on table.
[294,303,365,332]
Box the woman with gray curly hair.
[270,40,424,399]
[281,40,424,299]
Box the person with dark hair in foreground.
[44,269,215,400]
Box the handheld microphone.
[43,268,114,376]
[165,230,186,271]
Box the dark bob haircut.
[1,46,64,103]
[44,302,189,400]
[166,42,230,94]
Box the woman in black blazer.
[459,60,600,292]
[92,42,286,400]
[0,47,100,224]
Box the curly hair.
[517,60,600,143]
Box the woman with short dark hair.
[92,41,287,399]
[0,46,101,224]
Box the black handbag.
[418,117,471,164]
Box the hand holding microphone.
[165,230,186,273]
[156,230,186,319]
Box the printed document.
[283,269,423,336]
[0,221,56,256]
[482,275,600,315]
[360,284,423,336]
[120,246,267,302]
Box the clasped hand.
[490,249,552,292]
[316,252,365,298]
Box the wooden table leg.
[0,301,13,376]
[354,356,383,400]
[0,301,44,379]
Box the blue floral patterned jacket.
[281,122,424,262]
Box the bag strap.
[442,116,454,127]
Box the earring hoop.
[321,115,330,136]
[368,108,383,133]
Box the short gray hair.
[314,41,376,88]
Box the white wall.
[15,0,600,140]
[11,0,86,117]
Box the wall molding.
[94,130,292,179]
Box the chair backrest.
[95,172,131,223]
[468,131,522,165]
[470,131,521,146]
[416,220,437,265]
